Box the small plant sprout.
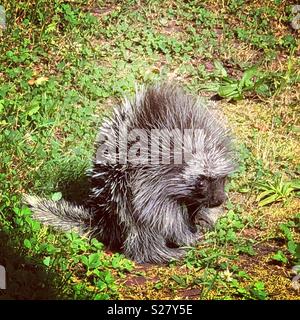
[256,176,300,207]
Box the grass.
[0,0,299,300]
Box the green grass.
[0,0,299,299]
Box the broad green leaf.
[95,280,107,291]
[218,83,239,98]
[287,241,297,255]
[291,180,300,190]
[171,275,186,286]
[214,60,228,78]
[198,82,220,92]
[0,100,4,114]
[43,256,51,267]
[88,253,101,269]
[24,239,32,249]
[272,250,288,264]
[27,105,40,116]
[258,194,279,207]
[51,192,62,201]
[240,67,258,88]
[257,189,275,201]
[81,256,88,266]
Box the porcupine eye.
[196,179,205,188]
[193,175,208,198]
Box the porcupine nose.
[208,193,226,208]
[208,199,223,208]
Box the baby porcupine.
[25,84,236,264]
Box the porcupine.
[25,84,236,264]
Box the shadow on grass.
[0,231,61,300]
[57,173,91,207]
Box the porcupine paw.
[196,206,225,233]
[167,227,200,248]
[153,247,186,264]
